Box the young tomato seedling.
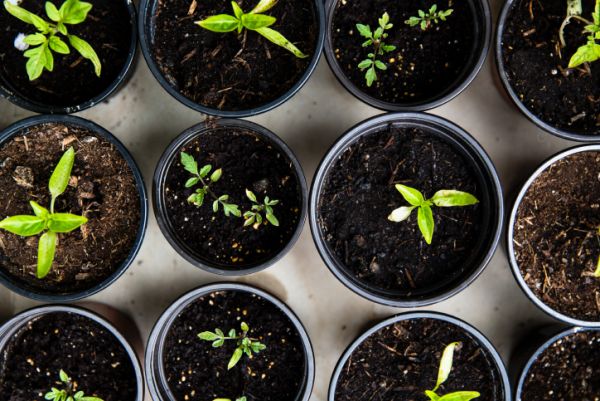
[561,0,600,68]
[243,189,279,229]
[196,0,307,58]
[44,369,104,401]
[356,12,396,87]
[199,322,267,370]
[0,147,88,279]
[387,184,478,244]
[424,342,480,401]
[405,4,453,31]
[3,0,101,80]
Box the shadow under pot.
[310,112,503,307]
[139,0,325,117]
[0,115,148,301]
[324,0,491,111]
[0,0,137,114]
[153,119,307,275]
[507,145,600,326]
[497,0,600,141]
[329,312,510,401]
[0,305,144,401]
[514,326,600,400]
[145,282,315,401]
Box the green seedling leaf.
[198,331,220,341]
[24,33,48,45]
[246,189,257,203]
[569,41,600,68]
[49,36,70,54]
[255,27,307,58]
[231,1,243,19]
[395,184,425,206]
[25,44,50,81]
[196,14,240,32]
[49,147,75,201]
[210,168,222,182]
[180,152,198,175]
[388,206,415,222]
[45,2,61,22]
[356,23,372,38]
[200,164,212,178]
[437,392,480,401]
[228,347,243,369]
[266,212,279,226]
[0,215,46,236]
[425,390,441,401]
[417,204,434,244]
[242,13,276,30]
[4,1,50,32]
[365,66,376,87]
[47,213,87,233]
[595,256,600,277]
[37,231,57,278]
[433,342,460,391]
[68,34,101,76]
[185,177,200,188]
[30,201,50,219]
[59,0,92,24]
[431,190,479,207]
[59,370,70,383]
[250,0,277,14]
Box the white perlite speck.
[13,33,29,51]
[6,0,23,5]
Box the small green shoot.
[196,0,307,58]
[3,0,101,80]
[44,369,103,401]
[199,322,267,370]
[564,0,600,68]
[214,397,247,401]
[387,184,478,245]
[356,12,396,87]
[424,342,480,401]
[0,147,88,279]
[405,5,453,31]
[243,189,279,229]
[594,226,600,277]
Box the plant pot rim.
[137,0,325,118]
[514,325,600,400]
[323,0,492,112]
[145,281,315,401]
[0,114,149,302]
[309,112,504,307]
[0,304,144,401]
[507,144,600,327]
[153,118,308,276]
[495,0,600,142]
[0,0,138,115]
[328,311,511,401]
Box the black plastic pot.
[309,112,504,307]
[0,0,138,114]
[0,114,148,301]
[512,326,599,400]
[0,304,144,400]
[138,0,325,118]
[145,282,315,401]
[328,311,511,401]
[495,0,597,142]
[153,118,307,275]
[323,0,491,111]
[506,144,600,327]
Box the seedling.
[3,0,101,80]
[405,5,453,31]
[44,369,103,401]
[560,0,600,68]
[181,151,241,218]
[214,397,247,401]
[594,226,600,277]
[199,322,267,370]
[243,189,279,229]
[387,184,478,244]
[356,12,396,87]
[196,0,307,58]
[424,342,480,401]
[0,147,88,279]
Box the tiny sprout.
[562,0,600,68]
[3,0,102,80]
[196,0,307,58]
[214,397,247,401]
[424,342,480,401]
[44,369,104,401]
[199,322,267,370]
[180,151,241,218]
[387,184,478,245]
[356,12,396,87]
[0,147,88,279]
[405,4,453,31]
[243,189,279,229]
[594,226,600,278]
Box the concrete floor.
[0,0,578,398]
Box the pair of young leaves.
[44,369,103,401]
[405,4,454,31]
[565,0,600,68]
[0,147,87,279]
[197,0,307,58]
[388,184,478,245]
[3,0,101,80]
[425,342,480,401]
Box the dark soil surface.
[163,127,302,269]
[318,125,485,297]
[521,330,600,400]
[0,122,141,294]
[331,0,475,104]
[163,290,306,401]
[335,318,504,401]
[0,0,132,109]
[0,311,138,401]
[151,0,319,111]
[502,0,600,135]
[513,151,600,321]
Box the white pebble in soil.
[13,33,29,51]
